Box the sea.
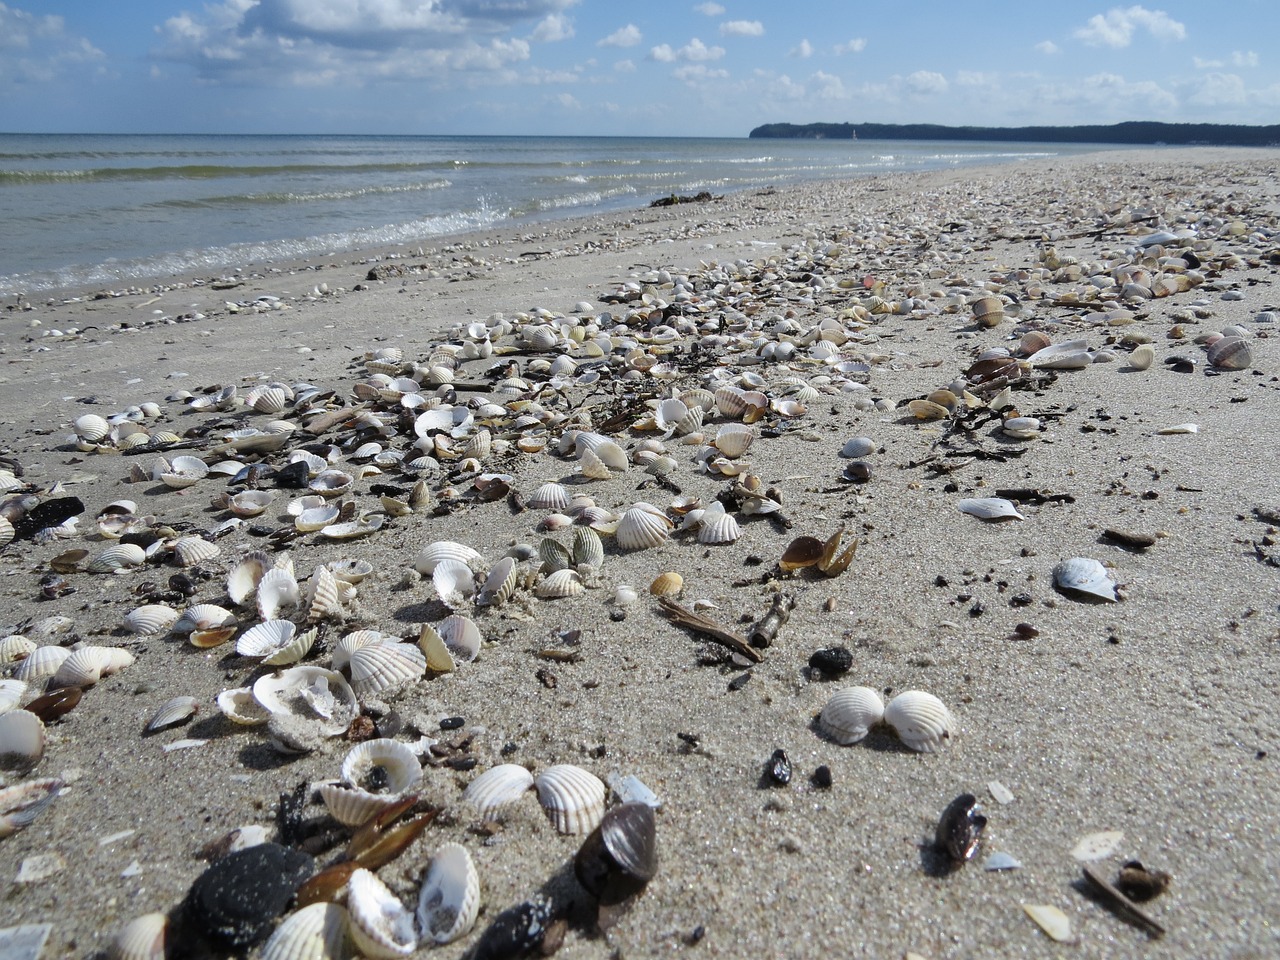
[0,134,1117,297]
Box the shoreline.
[1,146,1278,959]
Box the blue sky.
[1,1,1277,135]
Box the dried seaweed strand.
[1081,864,1166,938]
[657,598,763,664]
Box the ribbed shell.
[236,620,298,659]
[332,629,386,672]
[123,604,180,637]
[144,695,199,734]
[257,567,301,621]
[259,902,353,960]
[175,603,236,634]
[0,709,45,772]
[329,558,374,584]
[0,635,36,667]
[348,642,426,699]
[571,526,604,569]
[14,646,68,683]
[527,482,570,511]
[341,738,423,794]
[306,565,344,623]
[414,541,484,575]
[51,646,112,688]
[309,470,354,498]
[535,568,585,599]
[463,763,536,820]
[614,503,672,551]
[0,776,63,838]
[476,557,517,608]
[346,868,417,959]
[438,615,481,663]
[417,843,481,945]
[883,690,954,753]
[534,764,607,835]
[696,502,741,545]
[73,413,110,442]
[0,517,13,549]
[577,446,612,480]
[173,536,220,567]
[0,678,25,715]
[108,911,169,960]
[713,423,755,459]
[818,686,885,745]
[252,666,358,736]
[86,543,146,574]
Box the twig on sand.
[657,598,763,664]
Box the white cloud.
[651,37,724,63]
[811,70,848,100]
[720,20,764,38]
[1035,40,1059,55]
[694,2,725,15]
[673,63,729,83]
[1232,50,1258,68]
[1073,6,1186,48]
[1186,72,1246,106]
[1040,70,1179,116]
[599,24,641,48]
[955,70,997,89]
[531,13,574,43]
[554,91,580,108]
[1193,55,1223,69]
[905,70,948,95]
[614,58,636,72]
[0,2,105,84]
[790,39,812,58]
[649,43,676,63]
[834,37,866,55]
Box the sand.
[0,147,1277,960]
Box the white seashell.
[577,446,612,480]
[0,635,37,669]
[1156,422,1199,435]
[0,709,44,772]
[216,686,270,726]
[332,629,386,672]
[527,482,570,511]
[249,385,290,414]
[1128,342,1155,371]
[0,678,25,715]
[257,567,301,621]
[342,737,423,794]
[417,843,481,945]
[476,556,518,607]
[573,433,628,470]
[330,558,374,584]
[696,501,741,545]
[1023,904,1073,943]
[227,490,274,517]
[1027,339,1093,370]
[144,695,198,734]
[534,763,606,835]
[818,686,885,745]
[417,625,455,673]
[123,604,180,636]
[713,423,756,459]
[840,437,875,458]
[536,568,585,599]
[260,902,353,960]
[87,543,146,574]
[73,413,110,442]
[305,565,344,623]
[175,603,236,634]
[347,867,417,959]
[883,690,954,753]
[0,776,63,838]
[252,666,358,737]
[1001,416,1041,440]
[432,558,476,609]
[295,504,341,532]
[463,763,535,820]
[236,620,298,659]
[50,646,109,688]
[263,627,316,667]
[956,497,1024,521]
[414,541,484,575]
[1207,336,1251,371]
[173,535,219,567]
[348,641,426,699]
[614,503,672,551]
[1052,557,1118,602]
[109,911,170,960]
[310,469,354,498]
[0,516,13,549]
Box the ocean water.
[0,134,1112,296]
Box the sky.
[1,1,1277,136]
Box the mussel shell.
[936,792,986,863]
[468,895,559,960]
[574,802,658,903]
[183,843,315,948]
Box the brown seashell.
[1206,336,1251,370]
[779,536,824,572]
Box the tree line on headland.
[748,121,1280,146]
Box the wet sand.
[0,147,1278,960]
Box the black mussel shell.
[468,894,559,960]
[271,460,311,489]
[1115,860,1172,901]
[766,749,792,786]
[935,793,986,863]
[183,842,314,948]
[12,496,84,541]
[575,802,658,903]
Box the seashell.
[649,571,684,598]
[252,666,358,737]
[0,635,37,667]
[577,446,612,480]
[536,568,585,599]
[883,690,954,753]
[614,503,672,551]
[0,516,13,549]
[190,625,238,649]
[217,687,270,726]
[971,296,1005,328]
[257,567,301,621]
[1128,343,1155,371]
[160,454,210,489]
[236,620,298,659]
[0,777,63,839]
[295,504,341,533]
[0,678,25,715]
[144,695,199,734]
[310,469,354,498]
[463,763,536,820]
[696,501,740,545]
[124,604,180,637]
[571,526,605,569]
[1028,339,1093,370]
[432,558,476,609]
[477,556,518,607]
[840,436,875,458]
[818,686,885,745]
[527,482,570,511]
[332,629,385,672]
[416,625,455,673]
[417,843,482,945]
[573,433,628,471]
[348,641,426,699]
[712,423,755,459]
[538,538,572,573]
[574,802,658,926]
[462,429,492,460]
[109,911,170,960]
[0,709,45,772]
[50,646,108,688]
[318,739,424,827]
[73,413,110,442]
[346,867,417,959]
[956,497,1024,521]
[86,543,146,574]
[1053,556,1118,602]
[534,764,606,835]
[936,793,987,863]
[175,603,236,635]
[249,386,290,414]
[1023,903,1073,943]
[173,535,219,567]
[1156,422,1199,435]
[330,558,374,584]
[437,615,482,663]
[1207,336,1251,370]
[414,541,484,575]
[228,490,274,517]
[906,398,950,422]
[1017,330,1052,356]
[260,902,353,960]
[1001,416,1041,440]
[263,627,316,667]
[305,565,344,623]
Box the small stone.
[811,765,833,789]
[808,646,853,676]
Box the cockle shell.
[216,687,270,726]
[956,497,1025,521]
[252,666,358,737]
[160,455,210,489]
[309,470,354,498]
[477,556,518,607]
[1001,416,1041,440]
[226,551,270,606]
[971,295,1005,328]
[571,526,605,569]
[463,763,536,820]
[1207,336,1252,370]
[347,867,417,959]
[321,738,423,826]
[696,501,741,545]
[414,541,484,575]
[0,709,45,772]
[840,437,875,458]
[175,603,236,635]
[534,764,607,835]
[432,558,475,609]
[257,567,301,621]
[1128,343,1155,371]
[572,433,628,471]
[109,911,170,960]
[713,424,755,459]
[86,543,146,574]
[536,568,584,599]
[818,686,885,745]
[330,558,374,584]
[73,413,110,443]
[437,616,481,663]
[577,446,612,480]
[124,604,180,636]
[0,777,64,838]
[883,690,954,753]
[228,490,274,517]
[294,504,340,532]
[1053,556,1118,602]
[51,646,124,689]
[527,482,570,511]
[236,620,298,659]
[173,536,219,567]
[305,565,344,623]
[417,843,481,945]
[144,695,199,734]
[347,642,426,699]
[260,902,353,960]
[0,678,25,715]
[332,629,386,672]
[614,503,672,551]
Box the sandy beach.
[0,147,1278,960]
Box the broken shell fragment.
[1053,557,1118,602]
[957,497,1024,521]
[0,777,64,838]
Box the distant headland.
[748,121,1280,147]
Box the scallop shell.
[696,501,741,545]
[1127,343,1155,371]
[0,709,45,772]
[432,558,476,609]
[109,911,170,960]
[257,567,301,621]
[0,777,63,838]
[536,568,585,599]
[614,503,672,551]
[252,666,358,736]
[1207,336,1252,370]
[534,764,606,835]
[956,497,1025,521]
[173,535,220,567]
[476,556,518,607]
[0,635,36,667]
[73,413,110,443]
[347,867,417,959]
[0,516,13,549]
[883,690,954,753]
[463,763,536,820]
[1052,556,1118,602]
[713,423,755,459]
[305,565,344,623]
[818,686,885,745]
[348,641,426,699]
[228,490,275,517]
[236,620,298,659]
[123,604,180,637]
[144,695,199,734]
[577,446,612,480]
[417,843,481,945]
[414,541,484,575]
[86,543,146,574]
[260,902,353,960]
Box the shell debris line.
[0,152,1277,958]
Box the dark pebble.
[808,646,853,676]
[810,765,833,789]
[439,716,465,730]
[727,672,751,692]
[184,843,314,948]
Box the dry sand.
[0,147,1278,960]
